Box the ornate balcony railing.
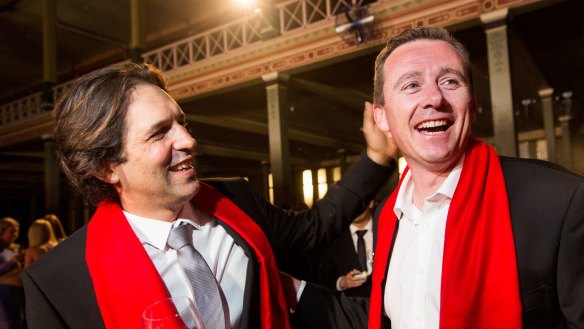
[279,0,354,32]
[0,0,359,129]
[142,0,355,72]
[0,92,43,125]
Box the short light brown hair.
[373,26,473,105]
[54,62,170,206]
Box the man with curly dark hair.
[22,62,397,329]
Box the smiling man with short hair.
[296,27,584,329]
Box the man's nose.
[175,125,197,152]
[421,83,445,109]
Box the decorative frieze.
[169,0,536,101]
[0,0,540,147]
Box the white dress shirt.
[125,204,249,329]
[384,162,462,329]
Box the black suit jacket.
[22,154,393,329]
[317,217,378,298]
[297,156,584,329]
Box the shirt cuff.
[296,280,307,302]
[336,276,346,291]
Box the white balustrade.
[1,0,365,127]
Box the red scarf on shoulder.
[368,138,522,328]
[86,182,289,329]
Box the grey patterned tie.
[167,223,226,329]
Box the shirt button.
[419,268,425,275]
[416,315,422,322]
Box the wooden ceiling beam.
[195,144,311,166]
[185,113,363,153]
[289,77,371,110]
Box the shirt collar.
[435,161,463,201]
[393,170,411,222]
[124,211,174,250]
[124,203,212,250]
[350,217,373,235]
[394,156,464,223]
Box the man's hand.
[363,101,398,166]
[338,269,367,290]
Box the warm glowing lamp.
[235,0,256,8]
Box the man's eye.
[442,77,461,85]
[404,82,419,90]
[150,129,167,140]
[441,78,461,89]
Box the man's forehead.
[124,85,181,130]
[384,40,466,80]
[386,40,463,68]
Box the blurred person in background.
[317,200,376,298]
[0,217,24,329]
[0,218,20,275]
[44,214,67,242]
[24,219,58,268]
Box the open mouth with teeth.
[415,120,452,135]
[170,161,194,172]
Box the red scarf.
[86,182,289,329]
[368,138,522,328]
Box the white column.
[538,88,557,163]
[558,92,574,169]
[481,8,517,156]
[338,148,347,176]
[130,0,146,62]
[559,118,572,169]
[42,134,60,214]
[42,0,57,84]
[262,72,293,206]
[42,0,57,111]
[261,160,270,200]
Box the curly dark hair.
[373,26,473,105]
[53,62,170,206]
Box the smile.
[170,160,193,172]
[415,120,452,135]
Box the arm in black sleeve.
[268,154,395,276]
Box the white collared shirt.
[125,207,248,328]
[384,162,463,329]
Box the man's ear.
[373,103,392,138]
[94,162,120,185]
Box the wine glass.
[142,296,205,329]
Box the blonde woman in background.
[43,214,67,242]
[24,219,58,268]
